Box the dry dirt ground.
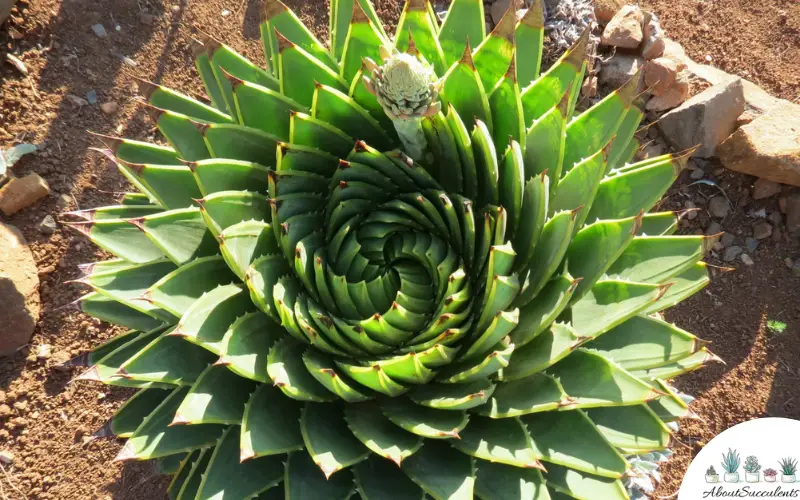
[0,0,798,498]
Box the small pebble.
[690,168,705,180]
[0,450,14,465]
[86,90,98,105]
[36,344,52,360]
[91,23,107,38]
[39,215,57,234]
[741,254,754,266]
[100,102,118,115]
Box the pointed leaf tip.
[274,28,295,52]
[263,0,287,20]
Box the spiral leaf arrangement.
[63,0,721,498]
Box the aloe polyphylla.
[63,0,720,498]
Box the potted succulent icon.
[706,465,720,483]
[764,469,778,483]
[744,455,761,483]
[722,448,742,483]
[780,457,798,483]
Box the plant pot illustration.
[766,476,777,482]
[783,474,797,483]
[706,474,720,483]
[724,472,740,483]
[746,472,759,483]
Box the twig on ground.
[0,463,27,500]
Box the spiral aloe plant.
[63,0,720,498]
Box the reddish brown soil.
[0,1,798,499]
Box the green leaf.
[475,461,551,500]
[453,415,542,468]
[167,449,201,499]
[202,123,281,167]
[547,349,660,408]
[107,387,173,438]
[136,208,218,266]
[77,294,166,339]
[174,448,213,500]
[268,338,335,402]
[584,405,671,452]
[156,452,188,475]
[194,41,229,113]
[173,284,254,355]
[75,328,170,389]
[511,173,549,274]
[146,107,212,162]
[472,119,499,208]
[301,403,370,477]
[277,31,348,108]
[232,80,307,140]
[119,328,217,386]
[173,365,257,425]
[146,256,237,318]
[190,158,271,198]
[589,155,685,221]
[514,0,545,88]
[440,45,492,133]
[136,78,232,124]
[472,3,516,91]
[382,398,469,439]
[489,59,525,151]
[543,463,628,500]
[354,455,425,500]
[302,349,375,402]
[520,31,586,126]
[290,111,355,159]
[312,84,393,151]
[197,427,284,499]
[638,211,680,236]
[511,272,578,346]
[501,323,581,381]
[65,217,167,264]
[570,280,664,340]
[285,451,356,500]
[394,0,447,75]
[548,147,607,231]
[263,0,337,71]
[629,348,718,380]
[241,384,304,460]
[523,409,628,479]
[219,312,282,383]
[116,387,225,461]
[198,190,271,237]
[330,0,387,61]
[345,403,423,465]
[640,262,709,314]
[438,0,484,67]
[340,2,387,83]
[523,90,568,189]
[409,377,495,410]
[476,373,567,418]
[567,215,641,300]
[585,314,702,371]
[402,440,475,500]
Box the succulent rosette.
[63,0,719,498]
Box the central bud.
[369,51,439,119]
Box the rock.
[490,0,512,25]
[708,196,730,218]
[720,232,735,247]
[601,5,644,49]
[658,78,745,158]
[594,0,625,24]
[100,101,119,115]
[741,254,754,266]
[644,57,679,96]
[786,193,800,234]
[0,223,40,356]
[38,215,57,235]
[36,343,51,360]
[690,165,705,180]
[723,245,743,262]
[57,192,73,209]
[91,23,107,38]
[745,237,759,253]
[0,450,13,465]
[140,13,156,25]
[1,0,17,25]
[717,106,800,187]
[642,36,665,61]
[706,221,722,235]
[645,75,689,112]
[87,90,98,105]
[0,173,50,215]
[684,200,697,219]
[768,211,782,226]
[752,178,782,200]
[66,94,88,107]
[599,55,643,91]
[752,221,773,240]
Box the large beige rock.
[658,78,745,158]
[0,173,50,215]
[595,0,625,24]
[600,5,644,49]
[0,223,40,356]
[718,106,800,187]
[644,57,679,96]
[599,54,644,91]
[646,77,689,112]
